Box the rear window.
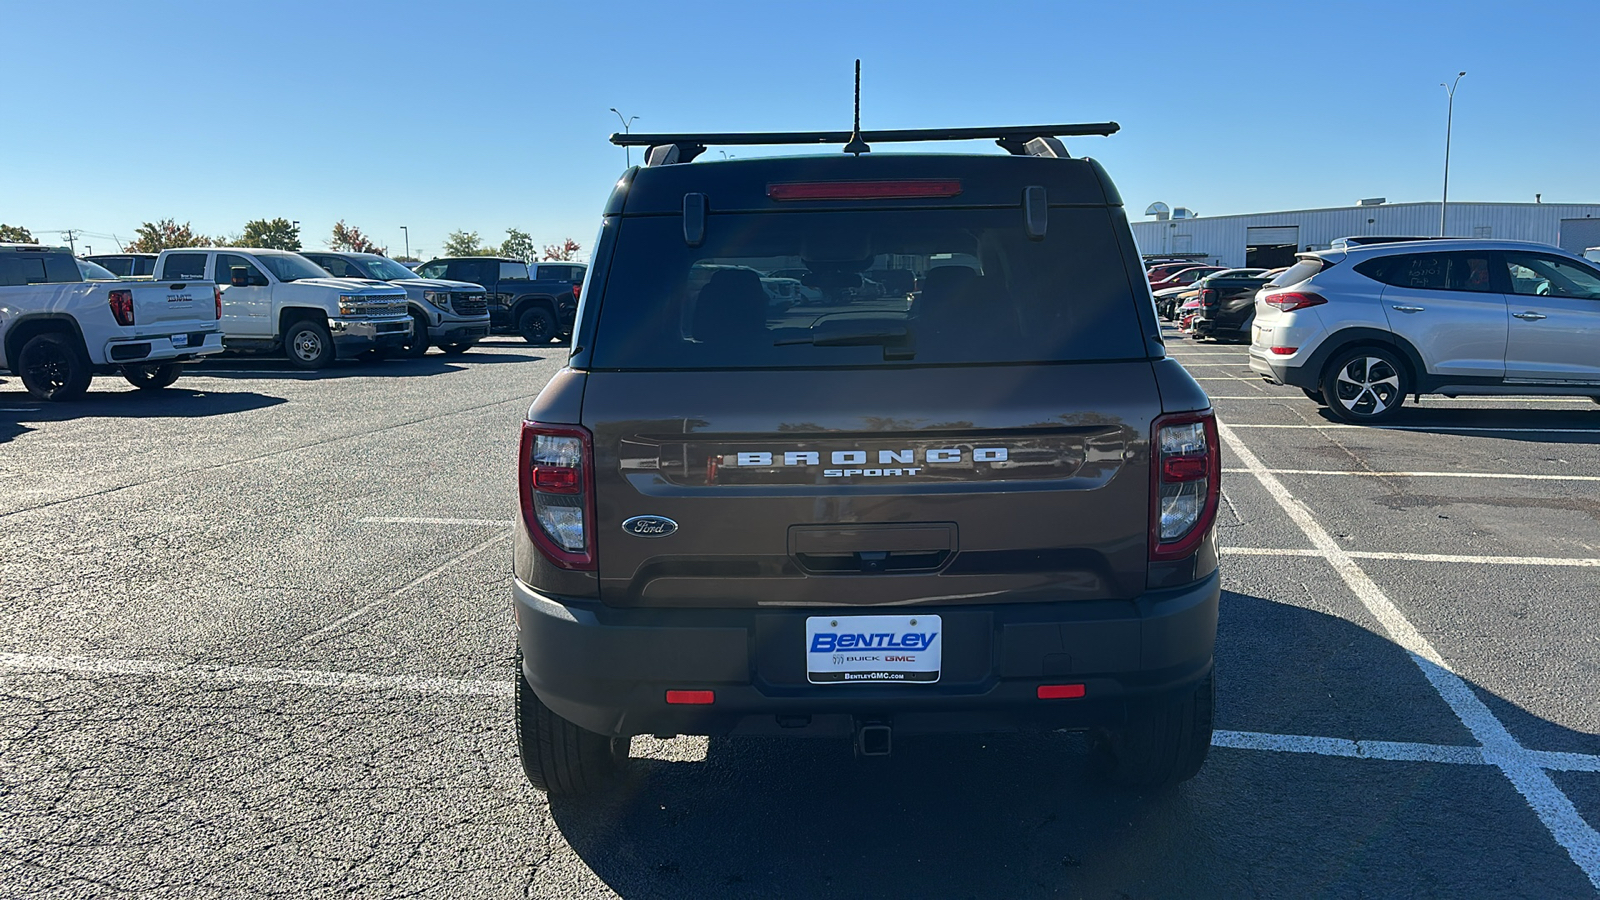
[160,253,209,281]
[93,257,133,276]
[590,208,1145,369]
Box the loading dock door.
[1558,218,1600,255]
[1246,225,1300,269]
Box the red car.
[1146,262,1204,284]
[1150,265,1224,292]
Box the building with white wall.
[1129,200,1600,269]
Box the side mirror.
[230,266,249,288]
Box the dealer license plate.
[805,615,942,684]
[171,334,189,348]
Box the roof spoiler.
[612,123,1120,166]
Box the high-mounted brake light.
[1265,291,1327,312]
[767,179,962,201]
[107,289,135,326]
[518,422,596,570]
[1150,410,1221,561]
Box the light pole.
[400,226,409,259]
[610,108,638,167]
[1440,71,1466,237]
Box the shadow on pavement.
[0,385,285,445]
[187,349,546,380]
[545,590,1597,899]
[1317,404,1600,444]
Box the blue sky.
[2,0,1595,260]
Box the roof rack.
[612,123,1120,166]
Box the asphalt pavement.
[1,332,1596,899]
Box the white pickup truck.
[153,248,411,369]
[0,243,224,400]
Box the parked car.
[0,243,223,399]
[1150,265,1224,294]
[1155,267,1261,320]
[300,251,490,357]
[153,247,411,369]
[1584,247,1600,264]
[1189,269,1274,341]
[1146,261,1208,284]
[413,258,584,344]
[1249,239,1600,421]
[84,252,158,278]
[512,125,1220,797]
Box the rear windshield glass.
[590,208,1145,369]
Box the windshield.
[363,256,421,281]
[77,259,119,281]
[255,251,332,282]
[591,208,1146,370]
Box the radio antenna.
[843,59,870,155]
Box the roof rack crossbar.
[612,122,1118,155]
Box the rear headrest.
[693,268,767,344]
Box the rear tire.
[122,363,182,390]
[283,319,335,369]
[1092,670,1214,789]
[518,306,557,345]
[515,651,626,795]
[1321,346,1408,424]
[17,333,92,401]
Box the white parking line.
[1224,547,1600,567]
[360,516,514,527]
[300,531,510,643]
[1225,424,1600,434]
[1222,468,1600,483]
[1208,395,1593,403]
[1218,420,1600,889]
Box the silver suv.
[1248,239,1600,422]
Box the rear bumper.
[513,572,1219,738]
[103,330,225,364]
[1248,350,1319,388]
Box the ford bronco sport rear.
[512,124,1220,796]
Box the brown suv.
[512,125,1221,796]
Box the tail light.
[518,422,596,570]
[1199,288,1218,307]
[1150,411,1221,561]
[1265,291,1327,312]
[108,290,135,326]
[571,283,581,302]
[214,286,223,320]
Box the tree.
[125,219,215,253]
[443,230,494,257]
[500,227,536,263]
[241,217,301,250]
[543,238,582,261]
[329,220,385,255]
[0,224,34,243]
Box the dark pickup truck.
[1190,269,1274,342]
[414,258,585,344]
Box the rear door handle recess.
[1391,305,1426,313]
[1513,311,1547,321]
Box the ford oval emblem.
[622,515,678,538]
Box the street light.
[610,108,638,167]
[400,226,409,259]
[1440,71,1466,237]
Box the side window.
[0,256,49,286]
[135,257,157,276]
[1445,253,1494,293]
[160,253,210,281]
[214,253,266,286]
[97,257,132,276]
[43,255,80,283]
[448,260,489,284]
[499,261,530,281]
[1364,253,1451,290]
[308,255,358,278]
[417,262,447,279]
[1503,253,1600,300]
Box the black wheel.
[517,306,557,345]
[17,333,92,401]
[438,341,475,356]
[283,319,335,369]
[397,311,430,359]
[122,363,182,390]
[1322,346,1408,424]
[1301,387,1328,406]
[515,651,626,795]
[1091,670,1214,790]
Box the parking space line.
[1207,396,1593,403]
[0,651,512,696]
[1217,420,1600,889]
[1226,424,1600,434]
[300,531,510,643]
[1222,468,1600,483]
[360,516,514,527]
[1212,730,1486,765]
[1224,547,1600,567]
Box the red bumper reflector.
[1270,346,1298,356]
[768,179,962,201]
[1037,684,1086,700]
[665,690,715,705]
